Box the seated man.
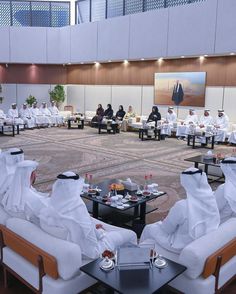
[176,109,198,139]
[0,108,7,125]
[0,148,25,200]
[140,168,220,253]
[196,109,214,144]
[30,102,50,127]
[48,101,64,126]
[214,109,229,143]
[40,102,54,126]
[0,151,8,201]
[19,103,35,129]
[39,171,137,259]
[7,103,24,126]
[2,160,48,222]
[161,107,177,136]
[214,157,236,223]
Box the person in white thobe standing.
[140,168,220,253]
[19,103,35,129]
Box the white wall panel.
[204,87,224,118]
[16,84,51,107]
[129,9,168,59]
[223,87,236,122]
[84,85,111,111]
[111,86,142,115]
[141,86,154,116]
[10,27,47,63]
[60,27,71,64]
[167,0,217,56]
[215,0,236,54]
[47,28,60,64]
[0,27,10,63]
[0,84,17,113]
[67,85,85,113]
[97,16,130,61]
[70,23,97,63]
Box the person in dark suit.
[172,80,184,105]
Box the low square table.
[81,179,166,224]
[80,257,186,294]
[187,134,215,149]
[0,123,21,137]
[67,117,84,129]
[139,128,161,141]
[92,121,119,134]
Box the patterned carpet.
[0,126,234,223]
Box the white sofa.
[144,218,236,294]
[0,217,96,294]
[84,111,96,124]
[127,116,148,130]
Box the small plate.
[142,192,151,197]
[99,261,114,272]
[88,189,97,195]
[122,198,129,203]
[129,197,139,203]
[116,205,125,210]
[154,258,168,269]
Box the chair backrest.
[202,237,236,279]
[0,224,59,279]
[64,105,74,113]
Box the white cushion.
[6,218,82,280]
[3,247,96,294]
[40,221,69,240]
[0,205,10,225]
[179,218,236,279]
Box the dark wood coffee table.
[92,121,118,134]
[0,123,21,137]
[67,117,84,129]
[187,134,215,149]
[184,155,224,182]
[139,128,161,141]
[80,257,186,294]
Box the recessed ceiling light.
[204,54,208,57]
[67,63,71,65]
[181,56,185,58]
[158,57,163,61]
[230,52,235,55]
[108,60,112,63]
[5,64,8,68]
[124,60,129,64]
[94,61,100,65]
[80,62,84,64]
[141,58,145,61]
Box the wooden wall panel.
[67,56,236,87]
[0,64,67,84]
[0,56,236,86]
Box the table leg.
[68,120,71,129]
[212,136,215,149]
[204,164,209,175]
[93,202,99,219]
[192,135,195,149]
[17,125,20,135]
[141,130,144,141]
[187,135,190,146]
[194,162,199,168]
[82,120,84,129]
[140,203,146,224]
[139,129,141,139]
[158,129,161,141]
[12,125,15,137]
[98,125,101,134]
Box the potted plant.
[49,85,66,108]
[26,95,37,106]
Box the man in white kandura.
[19,103,35,129]
[140,168,220,253]
[2,160,48,222]
[176,109,198,139]
[30,102,50,127]
[0,148,25,200]
[40,102,54,126]
[0,151,8,201]
[214,158,236,223]
[39,171,137,259]
[161,107,177,136]
[48,101,64,126]
[0,108,7,126]
[196,109,214,144]
[214,109,229,143]
[7,103,24,126]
